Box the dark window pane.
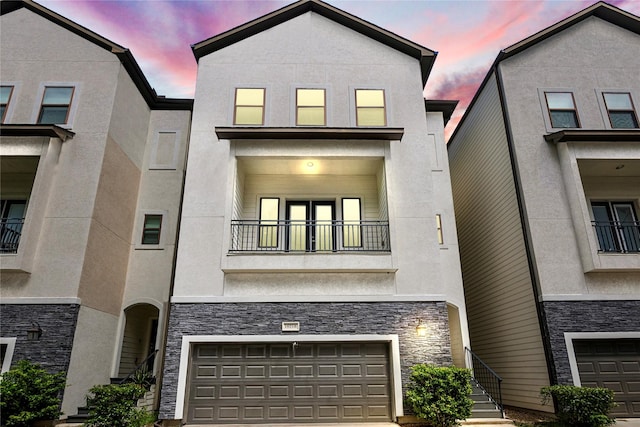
[38,106,69,124]
[0,106,5,122]
[550,110,578,128]
[142,214,162,245]
[610,111,639,129]
[142,230,160,245]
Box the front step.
[471,382,503,419]
[64,406,89,423]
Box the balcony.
[0,217,24,254]
[592,220,640,253]
[230,219,390,253]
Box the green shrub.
[541,385,616,427]
[405,364,474,427]
[0,360,66,427]
[84,383,154,427]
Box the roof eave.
[0,124,76,141]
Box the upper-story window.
[234,88,265,125]
[38,86,74,124]
[1,86,14,123]
[355,89,386,126]
[141,214,163,245]
[591,201,639,254]
[603,92,638,129]
[545,92,579,128]
[296,88,325,126]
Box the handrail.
[591,220,640,253]
[465,347,504,418]
[119,349,158,387]
[0,217,24,253]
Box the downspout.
[494,62,558,388]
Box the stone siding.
[0,304,80,375]
[542,300,640,384]
[159,301,451,420]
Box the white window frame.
[1,337,17,373]
[31,82,81,128]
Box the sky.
[38,0,640,137]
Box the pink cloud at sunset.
[37,0,640,138]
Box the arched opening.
[117,304,159,378]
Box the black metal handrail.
[592,220,640,253]
[0,217,24,254]
[119,349,158,388]
[465,347,504,418]
[230,219,390,253]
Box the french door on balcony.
[0,200,26,253]
[286,201,335,252]
[592,201,640,253]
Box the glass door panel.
[592,203,617,252]
[613,203,639,252]
[287,203,308,252]
[313,203,334,252]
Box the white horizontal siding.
[449,73,551,412]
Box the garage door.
[575,339,640,417]
[186,341,392,423]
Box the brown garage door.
[186,341,392,423]
[575,339,640,417]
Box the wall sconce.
[27,322,42,341]
[416,318,428,337]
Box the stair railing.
[465,347,504,418]
[119,349,158,388]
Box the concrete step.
[462,418,515,426]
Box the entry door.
[286,201,335,252]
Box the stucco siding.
[449,73,551,411]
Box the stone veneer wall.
[0,304,80,374]
[542,300,640,384]
[159,301,452,420]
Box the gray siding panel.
[449,73,551,411]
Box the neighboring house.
[159,0,468,423]
[448,1,640,418]
[0,0,191,417]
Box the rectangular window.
[259,198,279,248]
[38,86,74,124]
[234,88,265,125]
[603,92,638,129]
[545,92,579,128]
[342,198,361,247]
[436,214,443,244]
[141,214,162,245]
[355,89,386,126]
[591,201,639,253]
[296,88,325,126]
[1,86,14,123]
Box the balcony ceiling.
[237,157,382,175]
[578,159,640,177]
[0,156,40,173]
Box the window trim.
[135,210,168,250]
[602,91,639,129]
[295,88,327,126]
[1,85,15,124]
[355,89,387,127]
[1,337,17,373]
[233,88,266,126]
[544,91,580,129]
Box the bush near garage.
[541,385,615,427]
[84,383,155,427]
[0,360,66,427]
[405,364,474,427]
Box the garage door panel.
[575,339,640,418]
[187,341,392,423]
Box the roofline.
[544,129,640,143]
[425,100,458,126]
[192,0,436,85]
[0,124,75,141]
[448,1,640,149]
[2,0,193,111]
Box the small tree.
[405,364,474,427]
[541,385,615,427]
[84,383,154,427]
[0,360,66,427]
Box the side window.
[234,88,265,125]
[342,198,361,247]
[1,86,14,123]
[259,198,279,248]
[296,88,325,126]
[603,92,639,129]
[545,92,580,128]
[38,86,74,124]
[355,89,386,126]
[141,214,163,245]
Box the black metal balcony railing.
[0,218,24,254]
[230,220,390,253]
[592,220,640,253]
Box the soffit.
[216,127,404,141]
[237,157,382,176]
[578,159,640,178]
[0,124,75,141]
